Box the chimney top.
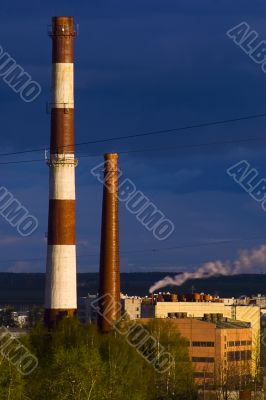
[51,17,75,36]
[104,153,118,160]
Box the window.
[227,350,251,361]
[228,340,249,347]
[192,341,214,347]
[192,357,214,363]
[243,350,251,360]
[242,340,252,346]
[194,372,214,378]
[228,351,239,361]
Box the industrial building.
[77,294,141,324]
[120,295,142,320]
[140,316,253,388]
[141,293,226,319]
[141,293,260,375]
[141,294,260,341]
[174,317,252,387]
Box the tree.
[144,319,197,400]
[0,318,197,399]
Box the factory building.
[120,295,142,320]
[172,317,252,388]
[141,294,260,338]
[141,293,260,374]
[77,294,141,324]
[141,294,225,319]
[140,316,253,388]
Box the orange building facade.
[170,318,252,387]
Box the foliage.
[0,318,197,399]
[0,307,15,328]
[27,306,44,328]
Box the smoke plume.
[149,244,266,293]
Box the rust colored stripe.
[52,37,74,63]
[44,308,76,329]
[51,17,75,63]
[48,200,76,244]
[50,108,74,154]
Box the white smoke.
[149,244,266,293]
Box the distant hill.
[0,273,265,308]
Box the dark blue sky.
[0,0,266,273]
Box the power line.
[1,135,266,166]
[0,159,42,165]
[0,235,265,264]
[1,111,266,158]
[117,135,266,155]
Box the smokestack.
[98,153,121,333]
[44,17,77,327]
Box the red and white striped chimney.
[44,16,77,327]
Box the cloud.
[7,261,37,273]
[0,235,20,245]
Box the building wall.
[121,297,141,320]
[228,305,260,342]
[141,302,259,378]
[78,295,142,324]
[167,319,252,386]
[220,327,252,378]
[174,319,216,385]
[141,303,155,318]
[222,298,235,306]
[141,302,260,343]
[141,301,225,319]
[155,301,225,318]
[225,305,260,374]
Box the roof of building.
[139,317,251,329]
[204,318,250,329]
